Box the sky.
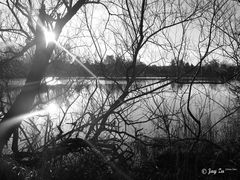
[0,0,239,66]
[56,1,234,66]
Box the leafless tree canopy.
[0,0,240,179]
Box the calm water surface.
[1,77,238,140]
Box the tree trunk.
[12,128,19,153]
[0,0,87,155]
[0,41,55,154]
[0,6,55,153]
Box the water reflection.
[99,82,125,94]
[171,82,184,91]
[0,78,238,143]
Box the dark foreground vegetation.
[0,138,240,180]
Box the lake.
[1,77,239,145]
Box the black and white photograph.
[0,0,240,179]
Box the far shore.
[0,76,227,86]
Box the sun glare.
[44,29,56,46]
[45,102,59,114]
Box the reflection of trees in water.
[170,82,219,92]
[209,83,218,91]
[0,78,238,169]
[0,80,22,114]
[170,83,184,91]
[99,83,125,94]
[0,80,77,117]
[1,79,237,138]
[143,82,237,141]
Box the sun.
[44,28,56,46]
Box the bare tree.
[0,0,101,154]
[1,0,239,179]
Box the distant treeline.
[0,56,238,81]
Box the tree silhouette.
[0,0,100,154]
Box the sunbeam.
[36,14,98,80]
[0,101,61,140]
[41,26,98,79]
[0,109,45,140]
[55,42,99,80]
